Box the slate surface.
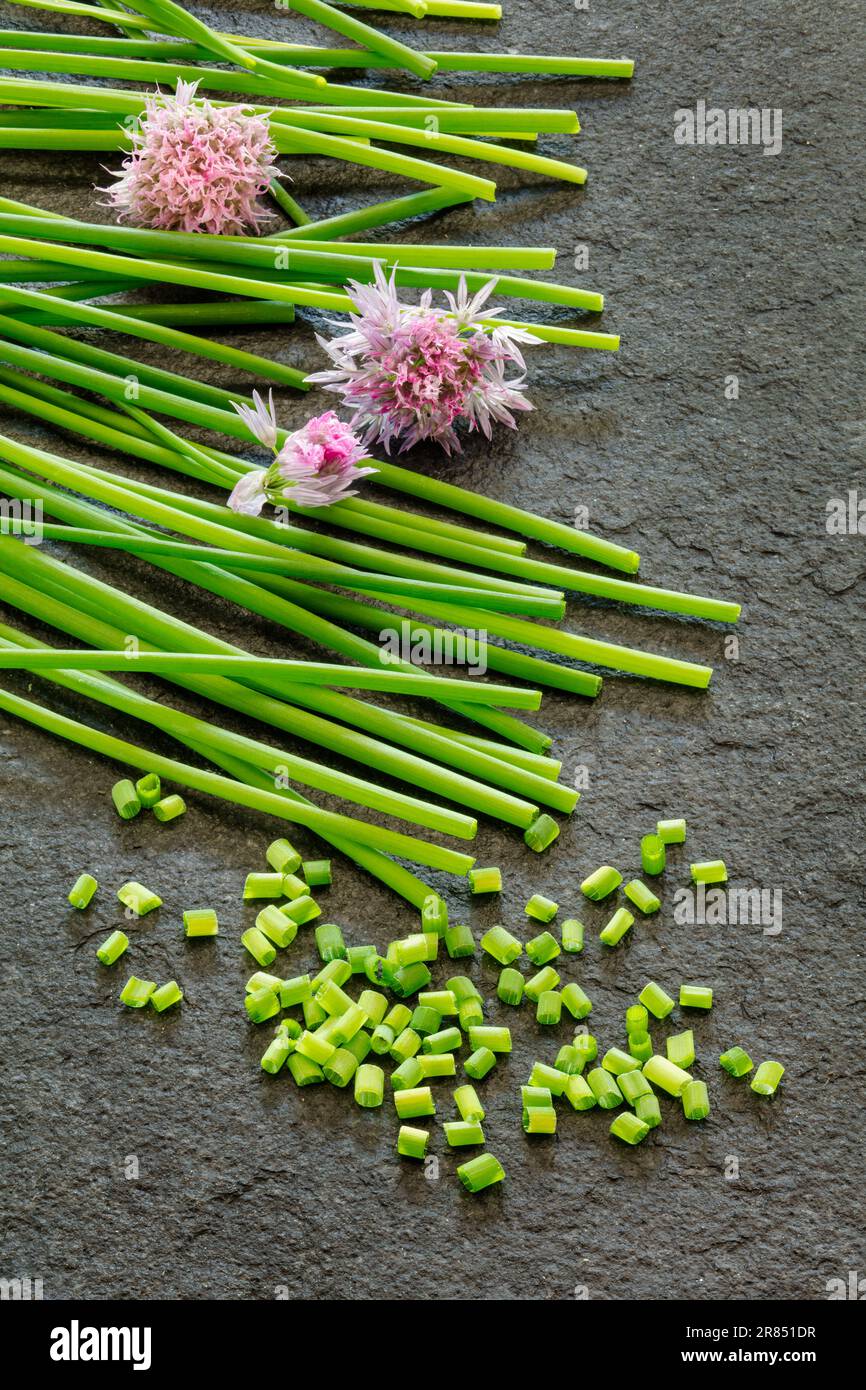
[0,1,863,1302]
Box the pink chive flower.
[306,264,540,455]
[228,391,376,516]
[102,80,280,236]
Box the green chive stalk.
[282,0,436,80]
[0,685,476,875]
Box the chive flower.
[103,80,279,236]
[308,264,538,455]
[228,392,377,516]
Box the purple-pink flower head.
[306,264,540,455]
[103,80,280,236]
[228,392,377,515]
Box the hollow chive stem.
[276,188,470,241]
[282,0,437,80]
[638,982,676,1020]
[667,1031,696,1070]
[0,686,477,875]
[68,872,98,909]
[719,1047,754,1078]
[111,778,141,820]
[641,834,667,875]
[581,865,622,900]
[456,1152,504,1193]
[96,930,129,966]
[0,649,542,710]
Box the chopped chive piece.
[296,1030,336,1065]
[391,1027,423,1064]
[153,793,186,823]
[347,944,376,975]
[524,813,559,852]
[599,907,634,946]
[610,1111,650,1145]
[536,990,562,1025]
[639,981,675,1019]
[68,872,98,910]
[243,871,284,899]
[602,1047,638,1076]
[393,933,428,966]
[276,1018,302,1041]
[394,1086,435,1119]
[119,975,155,1008]
[680,984,713,1010]
[480,925,523,965]
[468,1025,511,1054]
[458,996,484,1029]
[151,980,183,1012]
[117,881,162,916]
[561,983,592,1020]
[112,777,141,820]
[281,873,308,900]
[524,965,560,1002]
[303,998,327,1029]
[572,1033,598,1063]
[525,929,560,965]
[316,978,353,1017]
[561,918,585,953]
[315,1017,342,1047]
[370,1024,396,1055]
[444,923,475,959]
[464,1047,496,1080]
[391,962,432,998]
[261,1035,292,1074]
[409,1005,442,1036]
[523,1106,557,1134]
[445,977,481,1004]
[256,905,297,950]
[135,772,161,808]
[418,990,458,1015]
[667,1030,696,1069]
[302,859,332,887]
[322,1046,358,1086]
[444,1119,485,1146]
[283,894,321,926]
[522,1085,553,1112]
[639,834,666,876]
[391,1056,425,1091]
[581,865,622,900]
[266,837,301,874]
[421,892,448,936]
[331,1003,367,1046]
[628,1031,653,1063]
[719,1046,754,1078]
[340,1029,371,1066]
[497,967,525,1006]
[422,932,440,962]
[315,922,347,962]
[587,1068,623,1109]
[682,1079,710,1120]
[626,1004,649,1034]
[657,817,686,844]
[635,1093,662,1129]
[418,1052,456,1078]
[384,1003,413,1033]
[241,927,276,967]
[247,971,283,995]
[363,955,392,988]
[288,1052,324,1087]
[618,1069,653,1105]
[751,1060,784,1096]
[245,988,280,1023]
[525,894,558,923]
[454,1084,485,1122]
[358,989,388,1026]
[184,908,218,937]
[422,1026,462,1054]
[312,959,352,990]
[624,880,661,914]
[690,859,727,884]
[469,866,502,894]
[555,1044,585,1075]
[642,1054,692,1097]
[280,974,312,1007]
[96,929,128,966]
[397,1125,430,1160]
[565,1074,597,1110]
[457,1151,505,1193]
[528,1062,569,1096]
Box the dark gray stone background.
[1,0,863,1302]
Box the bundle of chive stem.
[0,1,740,907]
